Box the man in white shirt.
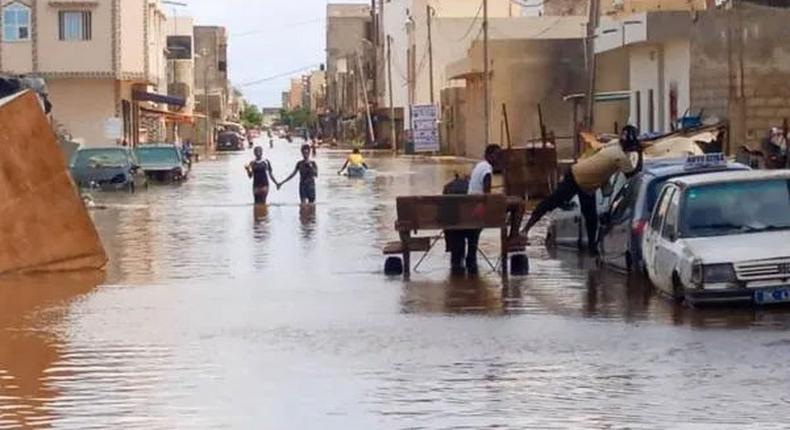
[522,125,644,254]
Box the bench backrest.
[395,194,507,231]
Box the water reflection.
[0,270,104,429]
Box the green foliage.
[240,104,263,129]
[278,107,315,128]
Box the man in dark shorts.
[443,174,477,276]
[245,146,277,205]
[279,144,318,204]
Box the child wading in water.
[279,144,319,204]
[245,146,277,205]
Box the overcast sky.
[181,0,367,108]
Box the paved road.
[2,139,790,429]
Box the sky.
[180,0,368,109]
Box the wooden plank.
[0,91,107,275]
[382,237,432,255]
[395,194,507,231]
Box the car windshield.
[680,179,790,238]
[72,149,129,168]
[136,147,179,165]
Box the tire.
[671,272,685,303]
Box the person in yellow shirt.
[522,125,644,254]
[338,148,369,176]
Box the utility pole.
[427,4,435,105]
[355,53,376,145]
[585,0,599,130]
[483,0,490,145]
[387,35,396,153]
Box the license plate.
[754,288,790,305]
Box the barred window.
[58,11,91,41]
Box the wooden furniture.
[384,194,519,279]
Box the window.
[661,190,680,240]
[650,186,675,232]
[166,35,192,60]
[58,11,91,41]
[3,3,31,42]
[609,178,639,225]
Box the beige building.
[193,25,228,146]
[289,77,304,110]
[0,0,170,147]
[326,3,372,122]
[308,69,326,113]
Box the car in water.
[217,130,244,151]
[69,147,146,192]
[597,156,750,272]
[642,169,790,305]
[134,144,190,183]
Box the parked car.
[134,144,189,183]
[598,156,749,272]
[217,131,244,151]
[69,147,146,192]
[642,169,790,305]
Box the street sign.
[411,104,439,152]
[104,117,123,140]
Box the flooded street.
[3,140,790,429]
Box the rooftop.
[327,3,371,18]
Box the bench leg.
[500,227,509,281]
[400,231,411,280]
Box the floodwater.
[3,140,790,429]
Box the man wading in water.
[245,146,277,205]
[278,144,319,204]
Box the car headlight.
[703,263,737,284]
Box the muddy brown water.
[2,140,790,429]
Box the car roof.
[640,160,748,180]
[136,143,177,148]
[77,146,128,151]
[669,169,790,186]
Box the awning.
[133,90,186,108]
[140,106,194,124]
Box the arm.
[267,163,279,186]
[338,159,349,175]
[483,173,492,194]
[280,164,299,187]
[245,162,253,178]
[312,162,319,178]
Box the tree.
[240,104,263,129]
[278,107,315,129]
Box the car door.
[654,189,682,292]
[601,177,638,270]
[643,185,676,292]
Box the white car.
[642,169,790,305]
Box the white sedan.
[643,169,790,305]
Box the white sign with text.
[410,104,439,152]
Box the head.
[352,148,361,154]
[253,146,263,159]
[619,125,640,152]
[484,144,502,167]
[301,144,311,159]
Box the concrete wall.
[1,41,33,73]
[121,0,146,76]
[663,38,690,130]
[37,1,113,74]
[147,4,167,88]
[601,0,709,16]
[629,45,660,132]
[545,0,589,16]
[456,39,587,158]
[594,49,631,134]
[48,79,116,146]
[690,5,790,150]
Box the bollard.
[510,254,530,276]
[384,257,404,276]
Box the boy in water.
[245,146,277,205]
[337,148,369,175]
[279,144,319,204]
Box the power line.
[239,64,321,87]
[230,17,325,38]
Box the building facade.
[193,25,228,146]
[0,0,170,147]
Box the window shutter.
[58,11,64,40]
[83,11,91,40]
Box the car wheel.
[671,272,685,303]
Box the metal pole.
[427,4,435,105]
[204,57,210,152]
[483,0,490,145]
[356,52,376,145]
[388,35,396,154]
[585,0,599,129]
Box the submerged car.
[643,170,790,305]
[134,144,189,182]
[217,131,244,151]
[598,156,749,272]
[69,147,146,192]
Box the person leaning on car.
[522,125,645,254]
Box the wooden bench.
[385,194,525,279]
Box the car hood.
[140,162,180,172]
[70,166,128,184]
[683,231,790,264]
